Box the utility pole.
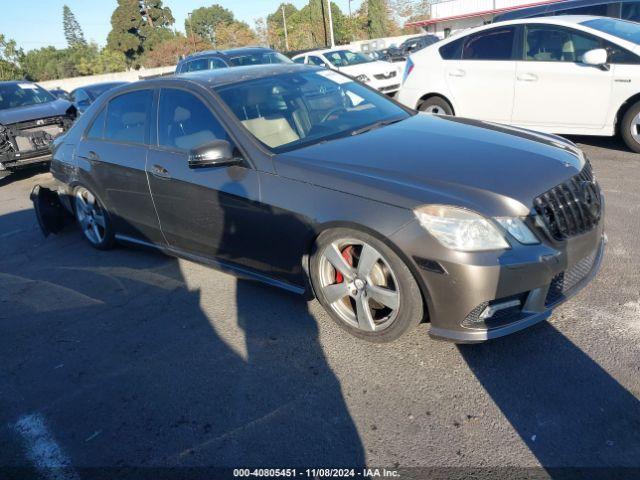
[320,0,328,47]
[282,4,289,51]
[327,0,335,47]
[187,12,196,53]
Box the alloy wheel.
[318,239,400,332]
[424,105,446,115]
[631,112,640,144]
[75,188,107,246]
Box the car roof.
[295,47,356,57]
[146,64,318,89]
[494,0,621,21]
[0,80,34,86]
[180,47,274,61]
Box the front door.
[444,25,518,123]
[512,24,613,130]
[146,88,261,268]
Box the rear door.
[76,89,164,244]
[146,87,261,265]
[443,25,518,123]
[512,24,613,130]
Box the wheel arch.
[304,221,432,323]
[416,93,455,115]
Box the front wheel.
[310,229,424,343]
[621,101,640,153]
[418,96,453,116]
[74,186,114,250]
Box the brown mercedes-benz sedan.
[35,64,605,343]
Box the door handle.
[448,69,466,78]
[78,150,99,161]
[151,164,171,179]
[517,73,538,82]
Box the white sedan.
[397,16,640,152]
[293,49,402,95]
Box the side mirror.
[188,140,242,169]
[582,48,608,69]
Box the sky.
[1,0,364,51]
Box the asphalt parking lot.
[0,137,639,477]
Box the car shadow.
[0,207,365,474]
[566,135,633,154]
[0,165,50,188]
[459,321,640,471]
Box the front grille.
[545,250,598,306]
[374,71,397,80]
[380,84,400,92]
[533,162,602,241]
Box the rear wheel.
[418,96,453,116]
[310,229,423,343]
[621,100,640,153]
[74,187,114,250]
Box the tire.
[310,228,424,343]
[620,101,640,153]
[418,96,453,116]
[74,186,115,250]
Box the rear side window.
[461,27,516,60]
[157,89,229,151]
[307,55,326,66]
[293,57,305,64]
[86,107,106,139]
[104,90,152,144]
[439,38,464,59]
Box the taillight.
[403,57,415,84]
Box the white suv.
[293,49,402,95]
[397,16,640,152]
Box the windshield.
[324,50,373,67]
[582,18,640,44]
[228,51,292,66]
[86,83,124,100]
[215,69,410,153]
[0,83,56,110]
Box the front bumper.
[391,216,606,343]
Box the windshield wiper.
[350,117,404,136]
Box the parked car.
[494,0,640,23]
[69,82,128,115]
[398,16,640,152]
[0,81,76,180]
[292,48,402,95]
[176,47,292,74]
[48,88,70,100]
[399,34,440,55]
[34,65,605,343]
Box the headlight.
[415,205,509,252]
[495,217,539,245]
[356,74,370,83]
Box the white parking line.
[13,413,80,480]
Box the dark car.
[48,88,70,100]
[494,0,640,22]
[176,47,292,74]
[37,65,605,343]
[399,34,440,55]
[69,82,128,115]
[0,81,76,180]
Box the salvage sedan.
[0,81,76,180]
[37,65,605,343]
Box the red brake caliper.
[335,246,354,283]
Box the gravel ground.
[0,138,638,478]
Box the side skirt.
[114,234,307,296]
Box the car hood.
[337,60,399,77]
[275,114,585,217]
[0,99,74,125]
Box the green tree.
[0,34,23,80]
[63,5,86,48]
[367,0,391,38]
[187,5,235,44]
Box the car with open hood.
[0,81,76,180]
[34,65,605,343]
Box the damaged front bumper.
[31,185,74,237]
[0,115,74,177]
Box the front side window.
[461,27,516,60]
[293,57,306,64]
[525,25,600,62]
[215,70,411,152]
[307,56,326,66]
[157,89,229,151]
[0,83,55,110]
[103,90,152,144]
